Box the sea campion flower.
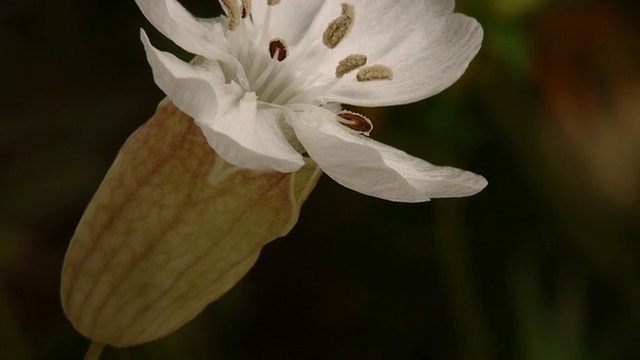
[61,0,486,355]
[137,0,487,201]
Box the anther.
[269,38,288,61]
[340,3,355,21]
[267,0,281,5]
[221,0,241,30]
[335,54,367,77]
[323,3,355,49]
[337,111,373,135]
[356,64,393,81]
[241,0,252,18]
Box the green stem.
[84,342,105,360]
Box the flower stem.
[84,342,105,360]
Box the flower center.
[221,1,392,134]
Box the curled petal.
[135,0,228,57]
[198,94,305,172]
[290,106,487,202]
[142,31,303,173]
[141,29,229,121]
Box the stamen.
[323,3,356,49]
[356,64,393,81]
[260,62,299,102]
[248,2,276,83]
[237,21,250,63]
[221,0,241,30]
[257,1,274,47]
[337,111,373,135]
[285,76,341,104]
[252,52,280,92]
[241,0,252,18]
[270,41,334,104]
[269,38,288,61]
[267,0,281,5]
[335,54,367,77]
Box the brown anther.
[269,38,288,61]
[267,0,281,5]
[221,0,241,30]
[335,54,367,77]
[356,64,393,81]
[323,3,355,49]
[241,0,252,18]
[338,111,373,135]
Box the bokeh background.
[1,0,639,358]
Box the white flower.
[136,0,487,202]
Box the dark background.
[1,0,640,358]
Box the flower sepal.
[60,99,321,347]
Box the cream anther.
[323,3,355,49]
[241,0,252,18]
[356,64,393,81]
[335,54,367,77]
[221,0,241,30]
[338,111,373,135]
[340,3,355,21]
[269,38,288,61]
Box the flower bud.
[60,99,321,347]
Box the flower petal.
[141,29,224,121]
[135,0,227,57]
[275,0,482,107]
[250,0,328,48]
[428,0,456,15]
[290,106,487,202]
[250,0,456,54]
[198,94,305,173]
[142,30,304,173]
[331,15,482,106]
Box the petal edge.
[291,106,487,202]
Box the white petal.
[141,29,224,120]
[427,0,456,15]
[275,0,482,106]
[290,106,487,202]
[330,15,482,106]
[198,94,305,173]
[250,0,453,52]
[135,0,227,57]
[250,0,328,48]
[142,30,303,173]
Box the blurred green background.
[1,0,639,359]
